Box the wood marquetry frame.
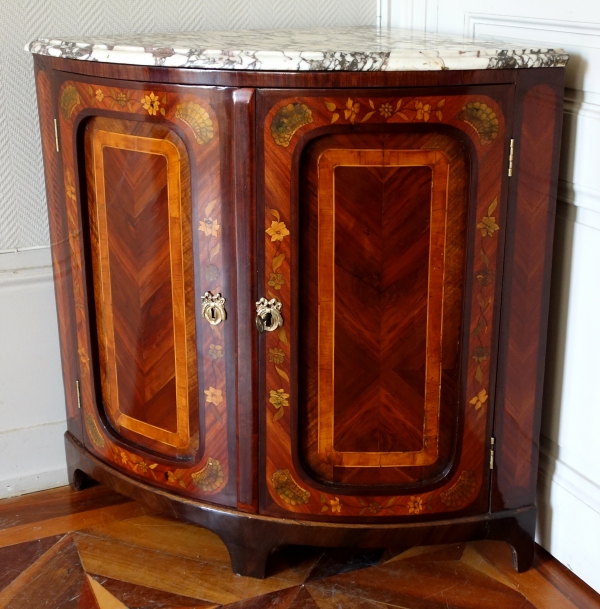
[317,149,449,468]
[90,131,190,449]
[261,88,513,517]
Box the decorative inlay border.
[263,92,507,517]
[58,78,229,500]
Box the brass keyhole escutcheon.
[201,292,227,326]
[256,297,283,333]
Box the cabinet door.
[258,86,513,519]
[56,77,236,506]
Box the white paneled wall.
[0,0,377,499]
[385,0,600,592]
[0,248,68,498]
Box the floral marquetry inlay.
[192,458,225,491]
[470,196,500,407]
[85,413,104,449]
[440,471,478,508]
[324,97,446,124]
[460,102,499,145]
[175,101,214,144]
[57,78,231,502]
[269,388,289,422]
[60,85,80,121]
[470,389,489,411]
[266,221,290,242]
[262,91,506,518]
[271,103,313,147]
[407,496,424,515]
[272,469,311,505]
[142,91,165,116]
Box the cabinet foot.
[225,541,273,579]
[488,506,536,572]
[68,467,97,492]
[64,433,541,578]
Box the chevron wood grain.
[493,73,563,512]
[295,130,470,489]
[87,122,196,453]
[293,132,469,488]
[316,149,449,469]
[332,164,430,455]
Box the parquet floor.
[0,485,598,609]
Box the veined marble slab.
[27,26,568,72]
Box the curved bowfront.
[30,27,566,577]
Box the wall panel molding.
[558,181,600,217]
[464,13,600,37]
[539,434,600,516]
[537,461,600,589]
[0,246,67,496]
[463,13,600,96]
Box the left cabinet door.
[48,73,237,505]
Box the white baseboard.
[0,420,69,499]
[537,433,600,591]
[539,435,600,518]
[0,246,69,499]
[537,463,600,592]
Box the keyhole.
[210,307,216,320]
[264,312,272,328]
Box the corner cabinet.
[31,37,566,578]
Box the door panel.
[319,150,447,467]
[332,163,432,457]
[86,119,197,455]
[258,87,513,520]
[300,135,468,488]
[57,77,236,506]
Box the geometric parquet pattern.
[1,486,599,609]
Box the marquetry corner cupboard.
[31,45,565,578]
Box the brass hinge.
[508,138,515,177]
[54,118,60,152]
[76,380,81,409]
[490,437,496,470]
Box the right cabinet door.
[258,85,514,520]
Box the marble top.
[27,26,568,72]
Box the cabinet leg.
[488,508,536,573]
[225,541,273,579]
[69,467,97,492]
[509,536,535,573]
[65,432,98,491]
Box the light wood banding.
[317,149,449,468]
[91,130,190,449]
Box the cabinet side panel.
[34,60,83,441]
[492,69,565,511]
